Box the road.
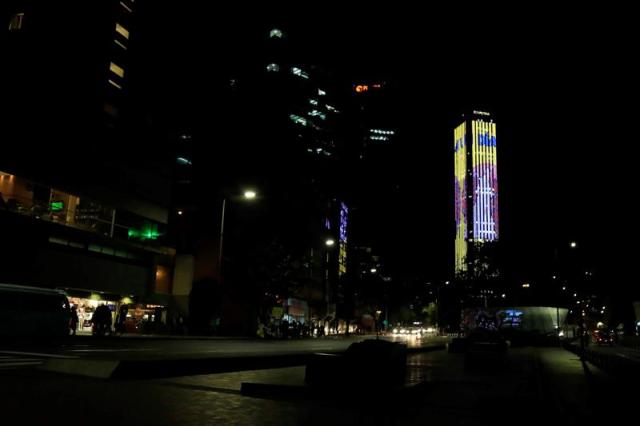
[585,342,640,361]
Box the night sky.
[147,4,638,288]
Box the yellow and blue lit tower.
[454,111,499,276]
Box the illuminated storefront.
[65,289,166,334]
[67,291,120,334]
[454,112,499,275]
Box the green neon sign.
[128,223,161,241]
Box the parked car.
[0,283,70,337]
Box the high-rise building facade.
[454,111,499,275]
[3,1,177,323]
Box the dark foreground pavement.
[1,346,634,425]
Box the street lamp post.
[553,241,578,342]
[217,198,227,279]
[217,190,257,281]
[323,238,335,333]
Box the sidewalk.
[534,347,631,424]
[72,332,251,340]
[73,330,395,340]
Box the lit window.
[120,1,133,13]
[114,39,128,50]
[370,128,395,135]
[115,23,130,39]
[309,99,318,106]
[109,62,125,78]
[291,67,309,79]
[270,28,283,38]
[318,89,326,96]
[108,79,122,90]
[308,110,326,120]
[8,12,25,31]
[266,63,280,72]
[289,114,307,126]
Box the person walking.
[69,306,79,336]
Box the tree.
[456,241,503,309]
[421,302,438,326]
[458,241,501,283]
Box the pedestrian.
[94,304,112,336]
[116,305,128,334]
[78,308,85,331]
[69,306,78,336]
[177,314,185,335]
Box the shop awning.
[59,287,124,302]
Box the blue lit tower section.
[339,202,348,277]
[454,111,499,275]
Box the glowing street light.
[218,188,258,279]
[570,241,577,249]
[370,268,377,273]
[325,239,335,247]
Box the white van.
[0,283,71,337]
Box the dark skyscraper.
[2,1,176,317]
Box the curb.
[39,352,330,379]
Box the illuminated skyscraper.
[454,111,499,275]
